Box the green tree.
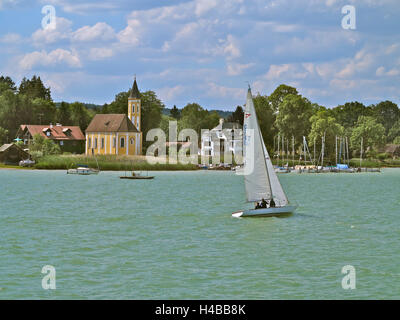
[275,94,313,147]
[388,120,400,143]
[57,101,72,125]
[331,102,371,129]
[30,133,61,156]
[253,95,276,151]
[18,75,51,100]
[141,91,164,148]
[350,116,386,151]
[268,84,298,112]
[308,111,344,163]
[69,102,92,131]
[170,105,180,119]
[0,126,9,144]
[0,75,17,94]
[372,100,400,135]
[227,106,244,126]
[178,103,219,135]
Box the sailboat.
[232,87,297,218]
[119,160,154,180]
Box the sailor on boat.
[232,85,297,218]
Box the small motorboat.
[67,165,99,175]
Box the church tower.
[128,77,141,131]
[128,76,142,154]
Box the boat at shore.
[67,164,99,175]
[232,86,296,218]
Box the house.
[85,77,142,156]
[16,124,85,153]
[383,144,400,158]
[0,143,30,164]
[201,118,242,157]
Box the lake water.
[0,169,399,299]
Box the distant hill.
[162,107,232,119]
[55,102,103,110]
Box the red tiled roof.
[21,124,85,141]
[85,114,139,133]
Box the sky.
[0,0,399,110]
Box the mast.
[360,137,363,168]
[321,135,324,169]
[346,136,350,166]
[335,136,338,165]
[292,136,294,168]
[277,134,280,167]
[313,137,316,165]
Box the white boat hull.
[232,205,297,218]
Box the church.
[85,78,142,156]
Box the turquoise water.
[0,169,399,299]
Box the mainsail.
[243,87,288,206]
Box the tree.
[331,102,371,129]
[267,84,298,112]
[18,75,51,100]
[69,102,92,131]
[178,103,219,135]
[102,91,130,114]
[388,119,400,143]
[30,133,61,156]
[0,76,17,94]
[253,95,276,151]
[275,94,313,147]
[227,106,244,126]
[0,126,8,144]
[57,101,72,125]
[141,91,164,148]
[372,100,400,135]
[308,111,344,162]
[350,116,386,151]
[170,105,180,119]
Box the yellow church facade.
[85,78,142,156]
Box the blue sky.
[0,0,399,110]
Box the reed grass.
[35,155,198,171]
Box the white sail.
[261,136,289,207]
[243,88,272,202]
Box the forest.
[0,75,399,162]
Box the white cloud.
[195,0,218,16]
[0,33,22,43]
[157,85,185,102]
[19,49,81,70]
[227,62,254,76]
[117,19,141,46]
[89,47,114,60]
[376,66,400,77]
[32,17,73,45]
[265,64,291,80]
[72,22,116,42]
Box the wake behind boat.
[232,86,297,218]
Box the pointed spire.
[129,76,140,99]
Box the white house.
[200,118,242,157]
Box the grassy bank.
[35,155,199,171]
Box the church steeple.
[127,76,142,154]
[129,76,140,99]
